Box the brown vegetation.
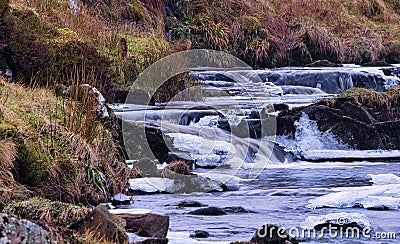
[162,159,191,178]
[0,77,129,207]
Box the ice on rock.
[307,174,400,210]
[302,212,371,229]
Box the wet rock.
[137,238,169,244]
[222,206,249,213]
[0,213,57,243]
[81,205,128,243]
[133,158,160,177]
[188,207,227,216]
[116,213,169,238]
[382,67,400,78]
[361,60,392,67]
[306,60,342,67]
[191,230,210,238]
[112,193,132,205]
[176,200,208,208]
[250,224,299,244]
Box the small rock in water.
[190,230,210,238]
[136,238,169,244]
[112,193,132,205]
[188,207,227,216]
[177,200,208,208]
[222,206,249,213]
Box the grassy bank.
[0,77,130,208]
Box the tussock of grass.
[162,159,191,179]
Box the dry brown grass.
[0,76,129,205]
[0,140,16,170]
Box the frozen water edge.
[307,174,400,210]
[302,149,400,161]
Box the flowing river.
[112,65,400,243]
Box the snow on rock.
[301,212,371,229]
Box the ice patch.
[307,174,400,210]
[109,209,151,215]
[368,173,400,185]
[129,178,178,193]
[302,212,371,229]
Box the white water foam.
[275,113,348,158]
[307,174,400,210]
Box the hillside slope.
[0,0,400,93]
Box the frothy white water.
[275,113,348,158]
[302,212,371,229]
[307,174,400,210]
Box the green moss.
[4,197,91,227]
[0,120,17,139]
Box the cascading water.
[275,113,349,158]
[115,66,400,244]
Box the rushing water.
[112,65,400,243]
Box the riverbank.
[0,77,131,242]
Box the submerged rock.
[176,200,208,208]
[222,206,249,213]
[191,230,210,238]
[188,207,227,216]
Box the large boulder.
[115,213,169,238]
[80,205,128,243]
[0,213,57,243]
